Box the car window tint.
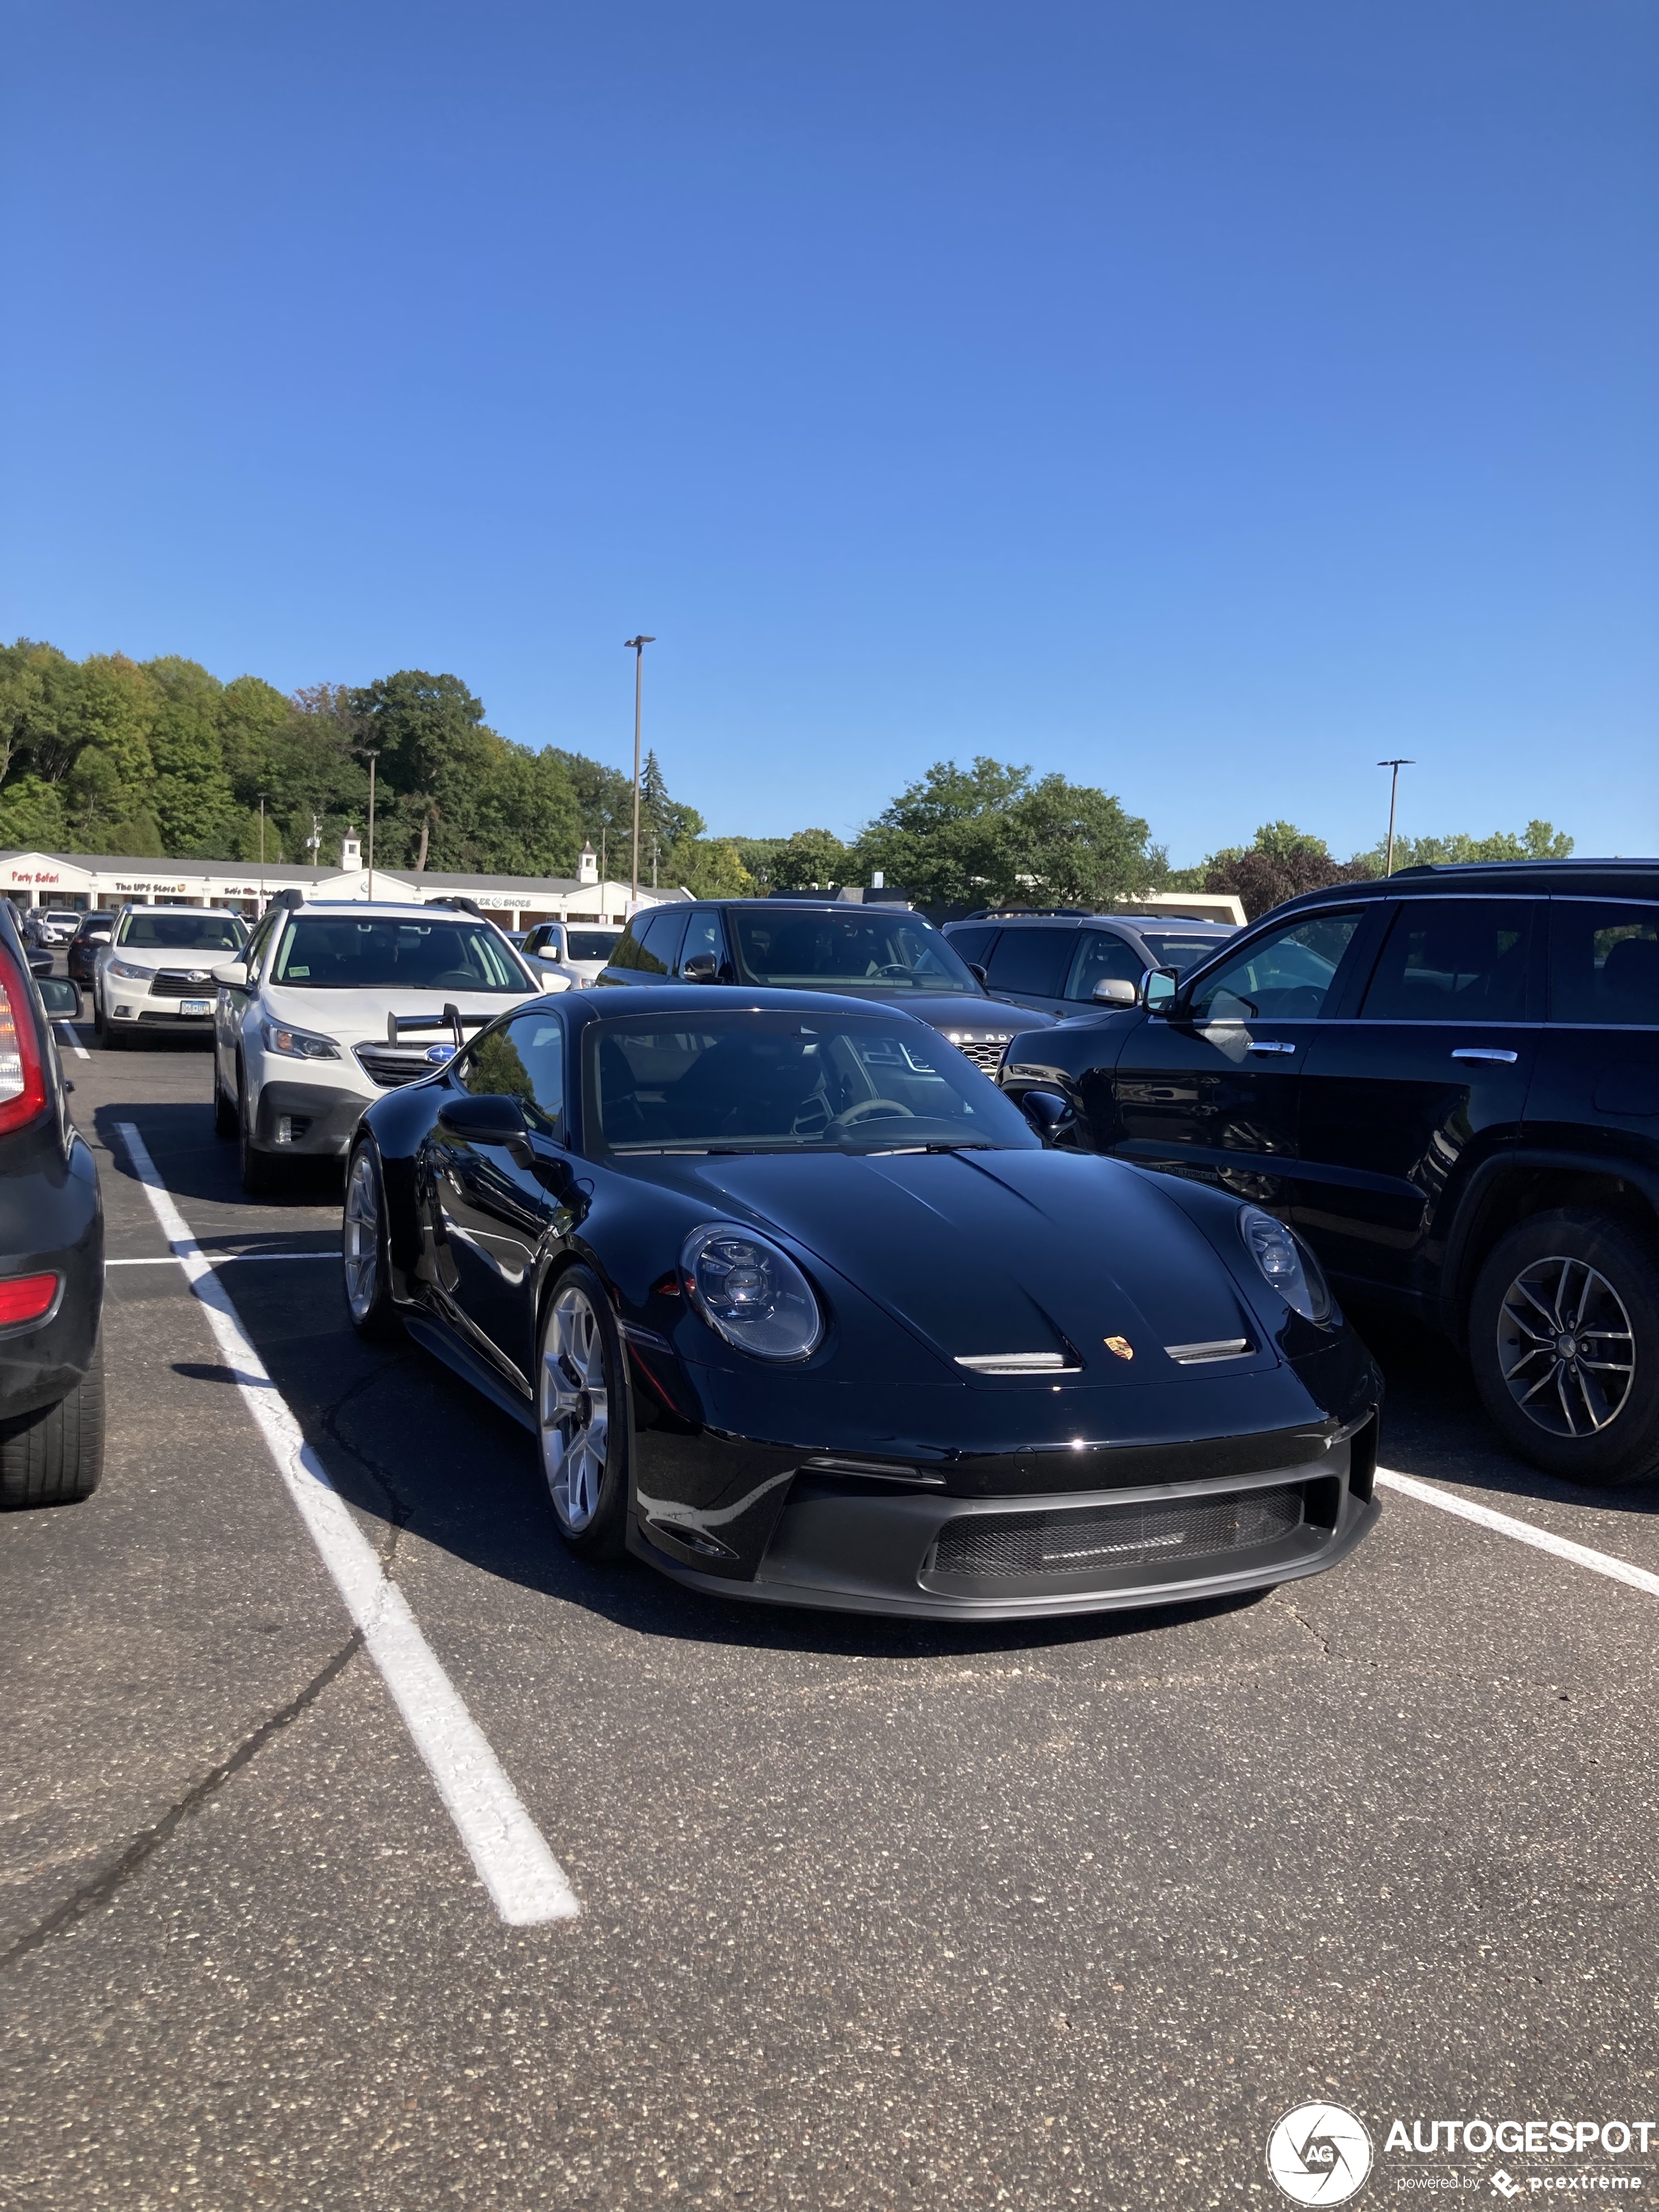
[984,927,1075,996]
[270,916,526,990]
[458,1015,564,1137]
[947,925,998,969]
[1065,931,1143,1001]
[1361,900,1534,1023]
[1188,913,1362,1022]
[1140,932,1230,974]
[1549,903,1659,1026]
[566,928,620,963]
[730,910,978,993]
[677,908,728,972]
[634,907,688,975]
[608,921,646,970]
[116,911,248,952]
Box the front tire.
[239,1067,283,1198]
[537,1266,630,1558]
[1470,1209,1659,1486]
[0,1341,106,1508]
[212,1057,238,1139]
[343,1142,401,1340]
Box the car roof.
[1272,858,1659,918]
[287,900,481,918]
[948,911,1233,931]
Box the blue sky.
[3,1,1654,864]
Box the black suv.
[942,909,1238,1019]
[999,860,1659,1485]
[596,897,1055,1070]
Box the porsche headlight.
[1238,1204,1332,1324]
[261,1018,341,1061]
[681,1223,824,1362]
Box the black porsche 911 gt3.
[344,986,1381,1619]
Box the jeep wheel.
[1470,1210,1659,1486]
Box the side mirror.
[437,1092,528,1144]
[1018,1087,1074,1140]
[682,952,720,984]
[25,950,52,980]
[538,970,572,993]
[1091,978,1138,1008]
[1141,966,1180,1013]
[212,959,250,987]
[967,963,989,987]
[39,978,82,1018]
[88,929,110,944]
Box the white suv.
[212,899,555,1194]
[520,920,622,989]
[95,905,251,1048]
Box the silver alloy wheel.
[540,1281,609,1530]
[343,1149,380,1323]
[1497,1255,1637,1438]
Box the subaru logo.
[425,1043,457,1063]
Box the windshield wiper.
[860,1139,996,1155]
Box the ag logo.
[1266,2103,1374,2205]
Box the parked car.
[0,902,104,1508]
[521,919,623,989]
[943,909,1238,1020]
[34,909,84,946]
[342,986,1379,1616]
[213,898,556,1195]
[998,859,1659,1485]
[68,912,116,987]
[93,905,250,1048]
[596,897,1055,1070]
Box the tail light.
[0,1272,58,1325]
[0,944,48,1136]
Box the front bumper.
[629,1417,1381,1620]
[250,1078,373,1158]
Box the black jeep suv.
[999,860,1659,1485]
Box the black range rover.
[999,860,1659,1485]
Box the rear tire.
[343,1141,402,1340]
[1470,1209,1659,1486]
[239,1069,283,1198]
[0,1341,105,1509]
[537,1266,630,1559]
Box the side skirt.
[404,1313,538,1435]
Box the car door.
[673,906,735,982]
[1528,894,1659,1150]
[1297,895,1544,1299]
[421,1009,575,1387]
[1059,928,1146,1012]
[216,905,282,1096]
[981,925,1080,1015]
[1106,907,1376,1210]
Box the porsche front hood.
[683,1147,1268,1386]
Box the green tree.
[1200,823,1374,920]
[675,838,755,897]
[1381,820,1573,871]
[349,670,497,870]
[770,827,852,892]
[144,656,238,854]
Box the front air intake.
[927,1484,1304,1583]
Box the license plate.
[179,999,211,1016]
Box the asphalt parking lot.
[5,1007,1659,2211]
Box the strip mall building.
[0,842,685,928]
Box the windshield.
[565,929,620,962]
[270,914,532,991]
[117,911,248,953]
[590,1012,1039,1154]
[729,909,980,995]
[1140,931,1232,974]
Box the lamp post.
[363,750,379,902]
[258,795,266,915]
[624,636,656,904]
[1378,758,1414,876]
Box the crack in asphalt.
[0,1634,362,1973]
[314,1361,419,1577]
[1274,1592,1332,1657]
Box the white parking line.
[1377,1466,1659,1602]
[105,1253,337,1267]
[56,1021,90,1061]
[116,1121,579,1927]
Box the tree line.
[0,641,1571,915]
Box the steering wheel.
[828,1097,916,1132]
[870,963,912,980]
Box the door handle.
[1451,1048,1519,1065]
[1247,1040,1297,1055]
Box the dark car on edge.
[67,910,116,988]
[998,859,1659,1486]
[943,909,1238,1021]
[0,902,104,1507]
[595,897,1055,1072]
[342,986,1379,1618]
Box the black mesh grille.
[353,1044,440,1089]
[954,1039,1007,1075]
[929,1484,1304,1582]
[148,969,218,1000]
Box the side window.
[984,927,1076,997]
[457,1014,565,1138]
[608,920,645,972]
[677,908,729,974]
[947,925,998,969]
[634,906,689,976]
[1065,930,1144,1002]
[1549,902,1659,1026]
[245,911,283,980]
[1361,900,1535,1023]
[1188,913,1362,1023]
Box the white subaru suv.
[212,898,556,1193]
[95,905,251,1048]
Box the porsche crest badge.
[1103,1336,1134,1360]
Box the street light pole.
[1378,758,1414,877]
[364,751,378,902]
[623,636,656,905]
[258,795,266,914]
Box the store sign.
[7,869,60,886]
